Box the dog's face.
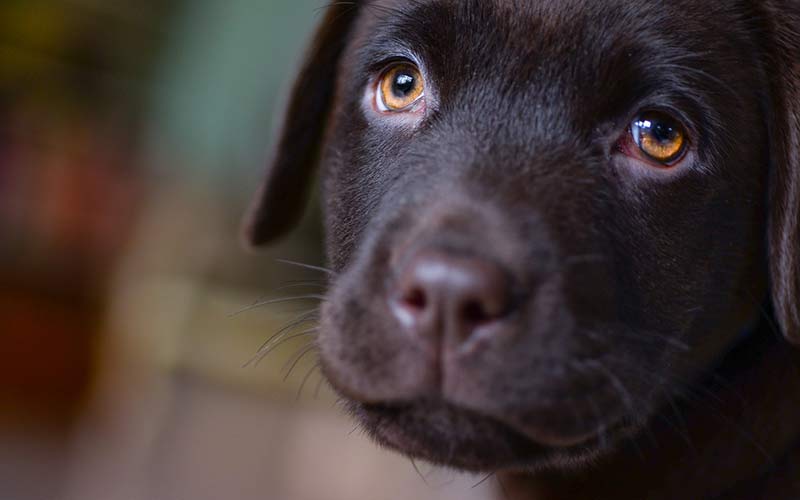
[247,0,800,473]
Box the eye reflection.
[630,111,687,165]
[377,63,425,112]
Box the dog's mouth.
[347,397,634,472]
[318,289,647,471]
[352,399,547,471]
[317,220,661,471]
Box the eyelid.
[629,103,698,139]
[368,51,430,89]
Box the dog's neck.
[500,321,800,500]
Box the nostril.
[462,299,491,325]
[402,287,427,311]
[391,285,430,330]
[390,249,513,345]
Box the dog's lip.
[325,357,634,455]
[353,396,628,460]
[352,399,547,470]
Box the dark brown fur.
[245,1,800,498]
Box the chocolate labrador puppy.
[245,0,800,498]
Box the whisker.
[249,329,320,368]
[586,359,667,421]
[243,312,319,368]
[602,358,773,464]
[585,329,690,353]
[675,385,773,463]
[471,472,495,489]
[229,295,326,317]
[578,359,642,433]
[314,372,327,399]
[274,282,329,292]
[585,395,610,451]
[410,458,430,486]
[665,394,693,451]
[276,258,336,276]
[283,278,329,284]
[496,475,511,500]
[256,311,319,351]
[742,288,782,342]
[297,362,321,400]
[675,383,773,462]
[283,344,318,381]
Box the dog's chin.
[347,398,634,472]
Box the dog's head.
[246,0,799,471]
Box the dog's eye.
[630,111,687,165]
[376,63,425,112]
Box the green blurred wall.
[147,0,323,180]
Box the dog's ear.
[243,3,360,246]
[764,1,800,344]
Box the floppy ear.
[764,1,800,344]
[243,3,361,246]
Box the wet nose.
[391,249,511,347]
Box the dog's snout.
[391,250,511,347]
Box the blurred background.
[0,1,493,499]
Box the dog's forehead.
[353,0,746,69]
[362,0,717,37]
[370,0,641,19]
[346,0,757,139]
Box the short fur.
[246,1,800,498]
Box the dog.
[244,1,800,498]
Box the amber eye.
[630,111,687,164]
[377,63,425,112]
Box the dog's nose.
[391,250,511,346]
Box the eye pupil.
[393,73,416,97]
[651,122,678,143]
